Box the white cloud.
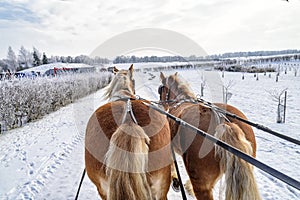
[0,0,299,58]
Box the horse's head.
[104,64,136,101]
[158,72,196,106]
[158,72,177,104]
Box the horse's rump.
[214,103,257,156]
[85,99,172,199]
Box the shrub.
[0,72,111,132]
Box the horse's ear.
[174,72,178,76]
[113,66,119,74]
[160,72,165,81]
[129,64,134,78]
[129,64,134,73]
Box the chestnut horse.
[159,72,261,200]
[85,65,172,200]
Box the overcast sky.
[0,0,299,58]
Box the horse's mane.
[172,74,196,99]
[103,70,134,100]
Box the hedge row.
[0,72,111,132]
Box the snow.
[106,61,216,70]
[20,63,94,75]
[0,67,299,199]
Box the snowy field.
[0,67,299,199]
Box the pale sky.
[0,0,299,59]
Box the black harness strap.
[171,144,187,200]
[143,102,300,191]
[75,168,86,200]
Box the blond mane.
[103,67,135,101]
[170,74,196,100]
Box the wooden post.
[283,91,287,123]
[223,86,228,104]
[277,103,282,123]
[223,86,225,104]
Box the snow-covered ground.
[21,63,95,75]
[0,67,299,199]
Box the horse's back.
[169,102,256,156]
[85,99,172,165]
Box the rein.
[75,168,86,200]
[171,144,187,200]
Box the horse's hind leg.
[85,148,107,199]
[191,183,214,200]
[184,152,220,200]
[184,180,214,200]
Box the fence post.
[283,91,287,123]
[277,103,282,123]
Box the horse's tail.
[104,122,152,200]
[215,122,261,200]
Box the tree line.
[207,49,300,59]
[113,51,300,64]
[0,46,110,73]
[2,46,299,72]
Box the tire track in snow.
[1,91,98,199]
[12,131,85,199]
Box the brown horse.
[159,72,261,200]
[85,65,172,200]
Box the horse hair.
[215,123,261,200]
[104,123,152,200]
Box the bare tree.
[223,80,235,104]
[266,88,288,123]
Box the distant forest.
[113,49,300,64]
[207,49,300,59]
[1,45,300,72]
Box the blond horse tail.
[215,123,261,200]
[104,122,151,200]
